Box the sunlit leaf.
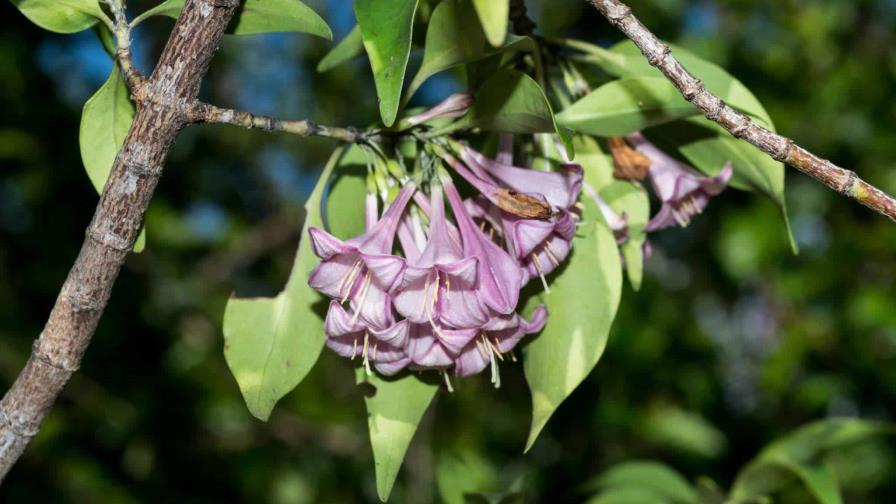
[471,0,508,47]
[611,41,773,127]
[357,369,438,502]
[11,0,105,34]
[731,418,896,504]
[459,69,573,159]
[133,0,332,38]
[317,25,364,73]
[574,136,649,290]
[355,0,419,126]
[557,76,698,137]
[324,146,368,238]
[406,0,532,101]
[79,64,146,252]
[522,198,622,451]
[222,149,344,421]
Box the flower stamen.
[362,331,372,375]
[485,336,504,362]
[543,244,561,267]
[443,370,454,393]
[339,260,363,303]
[531,253,551,293]
[350,273,372,325]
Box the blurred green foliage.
[1,0,895,502]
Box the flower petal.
[444,179,524,315]
[362,253,407,292]
[407,325,454,368]
[308,227,353,259]
[308,253,362,299]
[375,357,411,376]
[509,218,555,259]
[453,343,490,377]
[462,147,583,209]
[393,267,437,324]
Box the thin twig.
[187,102,370,143]
[0,0,241,482]
[106,0,147,93]
[587,0,896,222]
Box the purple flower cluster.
[306,140,583,386]
[305,88,734,385]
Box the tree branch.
[107,0,147,93]
[0,0,241,482]
[187,102,370,143]
[587,0,896,222]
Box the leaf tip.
[524,394,555,452]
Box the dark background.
[1,0,895,502]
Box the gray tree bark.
[0,0,240,482]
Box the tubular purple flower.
[442,177,525,315]
[406,93,474,126]
[461,147,583,211]
[496,133,514,166]
[307,185,416,329]
[511,212,575,287]
[393,186,490,330]
[445,149,580,287]
[627,133,733,231]
[323,301,410,376]
[453,305,549,385]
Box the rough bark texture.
[588,0,896,222]
[0,0,240,482]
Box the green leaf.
[405,0,532,102]
[437,451,498,504]
[80,65,135,199]
[11,0,105,34]
[79,64,146,252]
[573,39,773,128]
[325,147,368,238]
[646,117,795,252]
[588,461,698,504]
[134,0,332,38]
[574,136,649,290]
[471,0,509,47]
[609,41,773,127]
[731,418,896,504]
[571,39,794,248]
[643,407,727,459]
[317,25,364,73]
[585,487,671,504]
[557,76,698,137]
[355,0,420,126]
[357,369,438,502]
[222,149,344,421]
[459,69,573,159]
[522,200,622,451]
